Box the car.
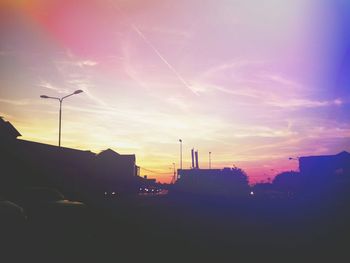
[139,186,162,195]
[0,196,26,223]
[6,187,88,234]
[0,196,27,241]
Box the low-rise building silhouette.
[0,117,146,201]
[299,151,350,179]
[175,167,250,197]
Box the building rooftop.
[0,117,21,138]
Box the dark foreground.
[1,193,350,263]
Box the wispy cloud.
[305,125,350,139]
[121,41,149,89]
[191,82,263,99]
[267,98,343,109]
[54,59,98,68]
[107,0,196,95]
[193,61,299,101]
[39,77,106,107]
[232,126,296,138]
[193,61,346,112]
[0,98,32,106]
[131,24,195,94]
[75,60,98,67]
[257,73,302,89]
[66,78,106,106]
[138,26,192,39]
[48,52,106,106]
[198,60,265,80]
[38,81,70,94]
[0,50,15,56]
[166,96,190,111]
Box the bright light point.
[112,192,115,195]
[104,192,107,195]
[250,191,254,196]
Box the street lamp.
[288,157,299,160]
[172,163,176,184]
[209,151,211,169]
[40,90,83,147]
[178,139,182,179]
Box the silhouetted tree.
[272,171,301,193]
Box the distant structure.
[175,167,249,197]
[195,150,199,169]
[175,148,249,196]
[191,149,194,169]
[190,148,199,169]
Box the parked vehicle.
[5,187,88,238]
[0,196,26,223]
[0,196,27,242]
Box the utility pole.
[178,139,182,179]
[209,151,211,169]
[172,163,176,184]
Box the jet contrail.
[107,0,197,95]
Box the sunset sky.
[1,0,349,183]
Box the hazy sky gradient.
[1,0,349,183]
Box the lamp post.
[209,151,211,169]
[178,139,182,179]
[40,90,83,147]
[172,162,176,184]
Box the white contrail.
[130,25,193,91]
[107,0,197,95]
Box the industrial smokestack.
[191,148,195,169]
[195,150,199,169]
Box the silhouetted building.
[298,151,350,197]
[299,151,350,179]
[0,117,21,139]
[96,149,136,178]
[94,149,140,196]
[175,167,249,197]
[0,118,145,200]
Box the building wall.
[299,152,350,179]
